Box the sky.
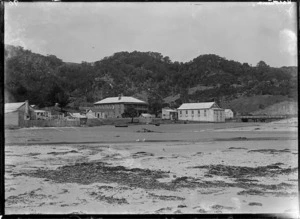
[5,2,297,67]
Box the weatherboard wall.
[5,112,19,126]
[178,108,225,122]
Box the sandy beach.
[5,119,298,215]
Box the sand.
[4,120,299,215]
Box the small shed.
[162,108,178,120]
[139,113,155,124]
[86,109,97,119]
[34,110,51,120]
[68,113,88,125]
[225,109,234,119]
[5,101,35,127]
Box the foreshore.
[5,119,298,214]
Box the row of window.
[178,110,224,117]
[96,105,115,109]
[179,110,207,116]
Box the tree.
[122,106,138,123]
[47,84,70,111]
[256,60,269,68]
[55,91,70,112]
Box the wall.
[225,110,234,119]
[5,112,19,126]
[19,119,80,128]
[178,109,225,122]
[213,109,225,122]
[162,108,171,119]
[94,103,147,118]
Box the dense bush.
[5,45,297,113]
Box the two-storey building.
[93,95,148,118]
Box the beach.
[5,119,298,214]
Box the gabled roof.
[163,108,177,112]
[69,113,87,118]
[178,102,219,110]
[140,113,155,118]
[94,96,147,105]
[34,110,49,113]
[88,108,113,113]
[5,102,25,113]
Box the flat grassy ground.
[5,120,298,215]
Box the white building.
[85,109,97,119]
[34,110,51,120]
[162,108,178,120]
[225,109,234,119]
[5,101,34,126]
[177,102,225,122]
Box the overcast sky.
[5,2,297,67]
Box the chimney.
[24,100,30,120]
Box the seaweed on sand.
[211,204,235,210]
[238,189,298,197]
[47,150,79,155]
[6,189,49,205]
[192,164,298,178]
[89,192,129,204]
[147,192,185,201]
[23,162,297,193]
[249,202,263,206]
[248,148,291,154]
[132,151,154,158]
[24,161,173,190]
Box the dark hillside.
[4,45,297,115]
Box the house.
[225,109,234,119]
[85,109,97,119]
[177,102,225,122]
[41,106,65,120]
[162,108,178,120]
[94,95,148,118]
[34,110,51,120]
[87,108,115,119]
[139,113,155,124]
[5,100,35,127]
[67,113,88,125]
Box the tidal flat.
[5,120,298,214]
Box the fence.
[20,119,80,128]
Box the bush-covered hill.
[4,45,297,115]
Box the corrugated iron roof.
[165,109,177,112]
[69,113,87,118]
[94,96,147,105]
[140,113,155,118]
[178,102,219,110]
[5,102,25,113]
